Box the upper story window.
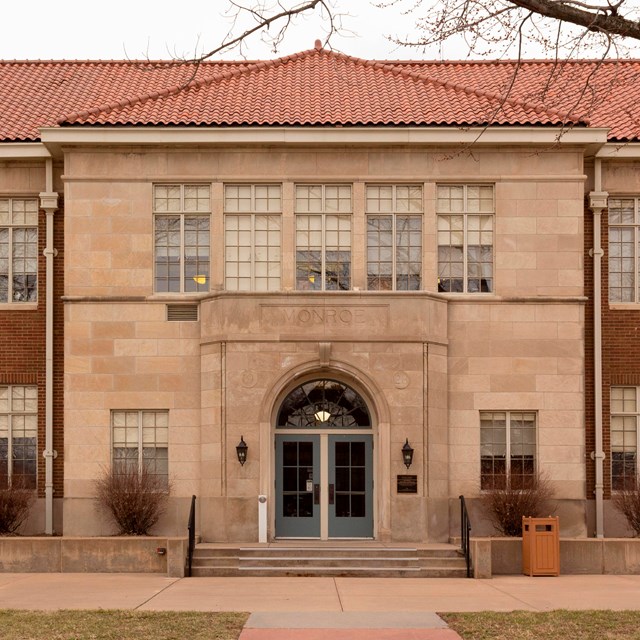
[366,185,422,291]
[611,387,639,490]
[153,185,210,293]
[0,385,37,489]
[111,410,168,486]
[437,185,493,294]
[0,198,38,303]
[295,185,351,291]
[480,411,536,490]
[224,185,281,291]
[609,198,640,303]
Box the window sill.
[609,303,640,310]
[0,302,38,311]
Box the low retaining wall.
[471,537,640,578]
[0,537,188,577]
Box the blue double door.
[275,434,373,538]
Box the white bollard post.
[258,495,267,543]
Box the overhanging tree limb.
[508,0,640,38]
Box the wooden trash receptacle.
[522,516,560,576]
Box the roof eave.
[40,125,609,157]
[0,141,52,159]
[596,142,640,159]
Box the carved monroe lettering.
[259,303,390,333]
[283,307,366,325]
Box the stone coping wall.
[0,537,188,577]
[471,537,640,578]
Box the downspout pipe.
[589,160,607,539]
[39,159,58,535]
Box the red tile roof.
[61,47,582,130]
[1,46,639,142]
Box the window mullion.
[250,214,256,290]
[321,213,326,290]
[7,413,12,485]
[391,213,397,291]
[505,412,511,477]
[463,213,468,294]
[8,226,13,302]
[138,410,144,475]
[180,214,186,293]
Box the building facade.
[1,47,639,541]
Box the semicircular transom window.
[277,379,371,429]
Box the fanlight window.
[277,380,371,429]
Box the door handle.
[314,483,320,505]
[329,483,335,505]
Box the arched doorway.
[274,379,374,539]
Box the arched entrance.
[274,379,374,539]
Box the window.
[609,198,640,303]
[224,185,281,291]
[111,410,168,484]
[480,411,536,490]
[437,185,493,293]
[366,185,422,290]
[0,386,37,489]
[295,185,351,291]
[0,199,38,303]
[611,387,638,490]
[154,185,210,293]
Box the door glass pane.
[351,442,365,466]
[350,494,365,518]
[335,442,349,466]
[298,441,312,466]
[336,467,350,492]
[351,467,365,492]
[298,493,313,517]
[283,441,297,466]
[335,494,350,517]
[283,494,297,517]
[283,467,297,492]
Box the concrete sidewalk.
[3,574,640,640]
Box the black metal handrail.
[459,494,472,578]
[187,494,196,577]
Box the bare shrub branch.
[94,464,171,536]
[481,471,555,536]
[613,481,640,536]
[0,476,36,535]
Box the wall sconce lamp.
[402,438,414,469]
[236,436,248,466]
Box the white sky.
[0,0,471,61]
[2,1,638,62]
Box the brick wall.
[585,201,640,499]
[0,201,64,498]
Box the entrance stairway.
[189,542,468,577]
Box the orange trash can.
[522,516,560,576]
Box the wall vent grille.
[166,304,199,322]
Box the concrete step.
[188,543,468,578]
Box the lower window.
[111,410,168,485]
[0,385,37,489]
[480,411,536,490]
[611,387,638,490]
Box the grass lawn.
[442,610,640,640]
[0,610,249,640]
